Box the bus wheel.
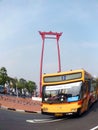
[87,100,91,111]
[77,108,82,117]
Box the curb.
[0,105,41,114]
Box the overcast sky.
[0,0,98,88]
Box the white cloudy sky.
[0,0,98,88]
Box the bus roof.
[43,69,86,76]
[42,69,94,85]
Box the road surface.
[0,101,98,130]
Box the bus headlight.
[43,107,48,112]
[71,108,77,112]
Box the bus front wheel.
[77,108,82,116]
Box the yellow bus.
[41,69,98,116]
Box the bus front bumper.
[41,102,82,116]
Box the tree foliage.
[27,81,37,93]
[16,78,37,93]
[0,67,37,93]
[0,67,8,85]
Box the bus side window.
[85,80,91,93]
[80,84,86,99]
[81,82,88,99]
[90,80,96,92]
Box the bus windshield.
[42,81,82,103]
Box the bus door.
[80,81,89,113]
[89,79,97,103]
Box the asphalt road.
[0,101,98,130]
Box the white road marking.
[90,125,98,130]
[26,118,64,123]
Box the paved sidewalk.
[0,95,41,113]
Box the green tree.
[27,81,37,93]
[16,78,27,90]
[0,66,37,94]
[0,67,8,85]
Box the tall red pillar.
[39,31,62,97]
